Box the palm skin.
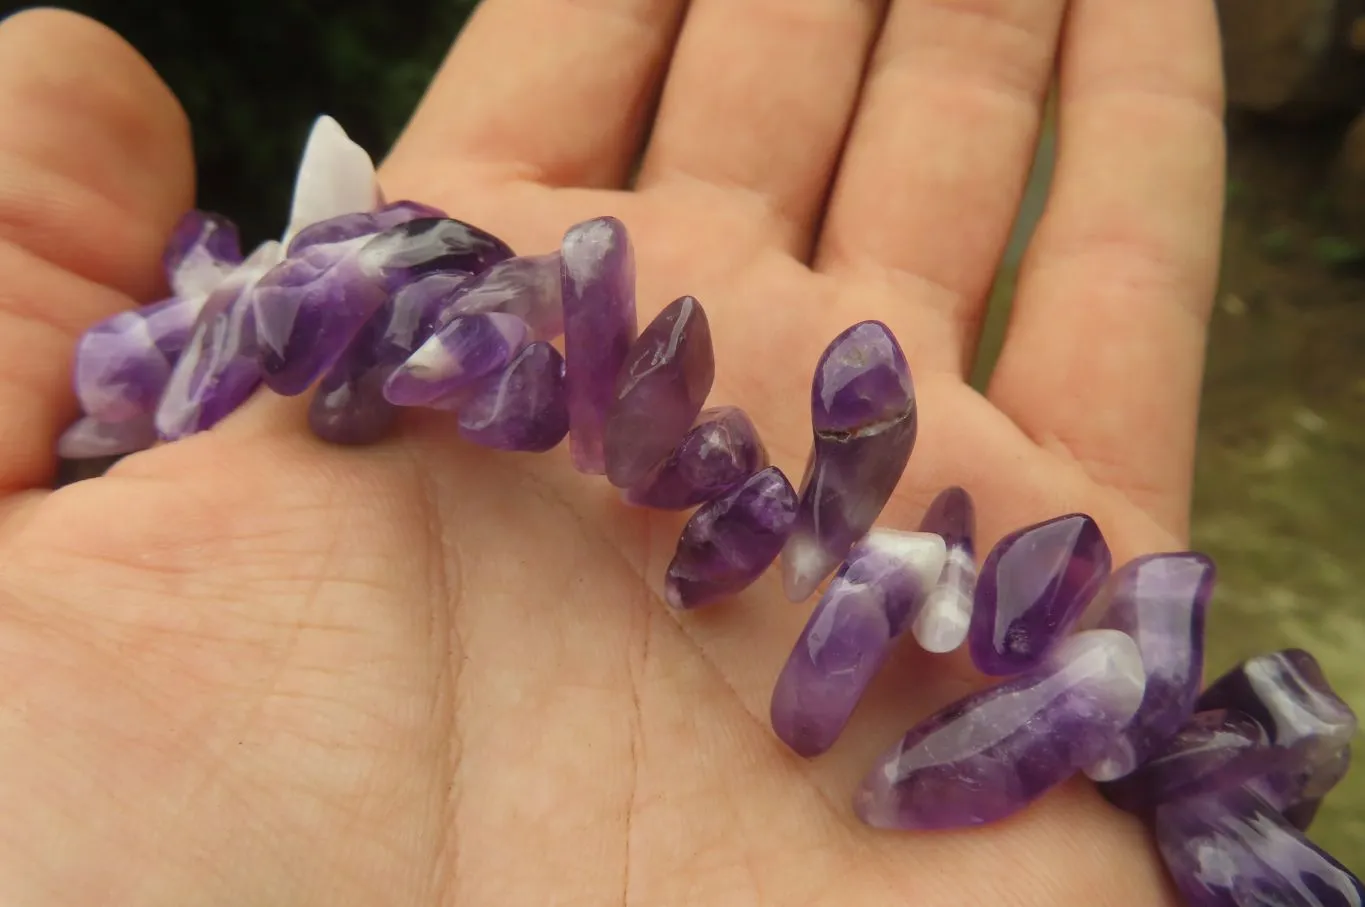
[0,3,1226,905]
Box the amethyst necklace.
[62,117,1362,904]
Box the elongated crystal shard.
[384,312,530,407]
[771,530,946,757]
[968,513,1111,675]
[664,466,798,609]
[623,406,768,510]
[914,486,977,653]
[1083,552,1215,781]
[854,629,1145,830]
[436,253,564,342]
[286,200,446,254]
[1155,786,1363,907]
[282,115,380,244]
[604,295,715,488]
[458,342,569,452]
[781,321,917,602]
[561,216,638,474]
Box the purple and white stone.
[436,253,564,342]
[968,513,1111,676]
[623,406,768,511]
[771,530,947,757]
[914,486,978,653]
[154,241,286,440]
[1197,649,1358,828]
[854,629,1145,830]
[383,312,531,408]
[57,413,158,460]
[664,466,798,609]
[1155,785,1363,907]
[1099,709,1269,818]
[286,200,447,254]
[1083,552,1216,781]
[281,115,381,245]
[781,321,917,602]
[561,216,638,475]
[604,295,715,488]
[163,211,242,298]
[458,341,569,452]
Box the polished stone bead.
[664,466,798,609]
[163,211,242,298]
[308,272,456,445]
[437,253,564,342]
[57,414,157,459]
[1198,650,1358,828]
[155,241,285,439]
[914,486,978,653]
[458,342,569,452]
[854,629,1145,830]
[282,115,380,244]
[561,216,638,474]
[383,312,531,407]
[969,513,1111,676]
[1099,709,1269,818]
[771,530,947,757]
[781,321,917,602]
[604,295,715,488]
[622,406,768,510]
[1155,786,1364,907]
[1083,552,1216,781]
[286,200,448,255]
[256,218,513,396]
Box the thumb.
[0,8,193,493]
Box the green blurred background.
[16,0,1365,874]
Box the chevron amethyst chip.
[384,312,531,408]
[435,253,564,342]
[781,321,917,602]
[914,486,978,653]
[286,200,446,254]
[458,341,569,452]
[163,210,242,298]
[623,407,767,510]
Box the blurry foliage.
[46,0,483,243]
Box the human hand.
[0,1,1224,904]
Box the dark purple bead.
[914,486,978,653]
[365,218,514,291]
[1099,709,1269,817]
[458,342,569,452]
[436,253,564,342]
[968,513,1112,675]
[781,321,917,601]
[1084,552,1216,781]
[623,406,768,510]
[163,211,242,298]
[561,216,638,475]
[604,295,715,488]
[855,629,1146,830]
[664,466,798,609]
[1155,786,1363,906]
[286,200,447,255]
[771,530,947,757]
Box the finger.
[987,0,1224,536]
[0,8,193,493]
[633,0,885,255]
[385,0,688,191]
[814,0,1064,375]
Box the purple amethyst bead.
[561,216,638,475]
[854,629,1146,830]
[1099,709,1269,818]
[914,486,978,654]
[383,312,531,408]
[664,466,798,609]
[604,295,715,488]
[286,200,447,255]
[1083,552,1216,781]
[163,211,242,298]
[458,342,569,452]
[1155,786,1363,906]
[57,413,157,459]
[623,406,768,510]
[968,513,1111,676]
[155,241,285,439]
[781,321,917,602]
[771,530,946,757]
[436,253,564,342]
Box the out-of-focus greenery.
[49,0,482,243]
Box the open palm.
[0,2,1225,904]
